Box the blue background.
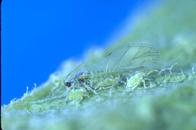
[2,0,151,104]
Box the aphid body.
[64,43,159,100]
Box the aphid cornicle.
[64,43,159,92]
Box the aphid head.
[64,81,73,88]
[75,72,89,83]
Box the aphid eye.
[64,81,72,87]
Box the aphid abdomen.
[89,71,121,90]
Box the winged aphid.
[64,43,159,94]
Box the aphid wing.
[102,43,160,72]
[65,43,160,81]
[64,62,84,81]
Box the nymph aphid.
[126,72,148,90]
[126,70,159,90]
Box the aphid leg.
[168,63,177,75]
[145,78,152,88]
[180,69,185,76]
[147,69,159,76]
[142,79,147,88]
[158,68,165,75]
[149,78,156,88]
[149,81,153,88]
[84,84,98,95]
[131,85,138,90]
[159,64,176,76]
[108,87,116,96]
[118,75,127,86]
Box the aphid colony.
[63,44,188,102]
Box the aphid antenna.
[85,85,98,95]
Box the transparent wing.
[82,43,159,72]
[65,43,159,81]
